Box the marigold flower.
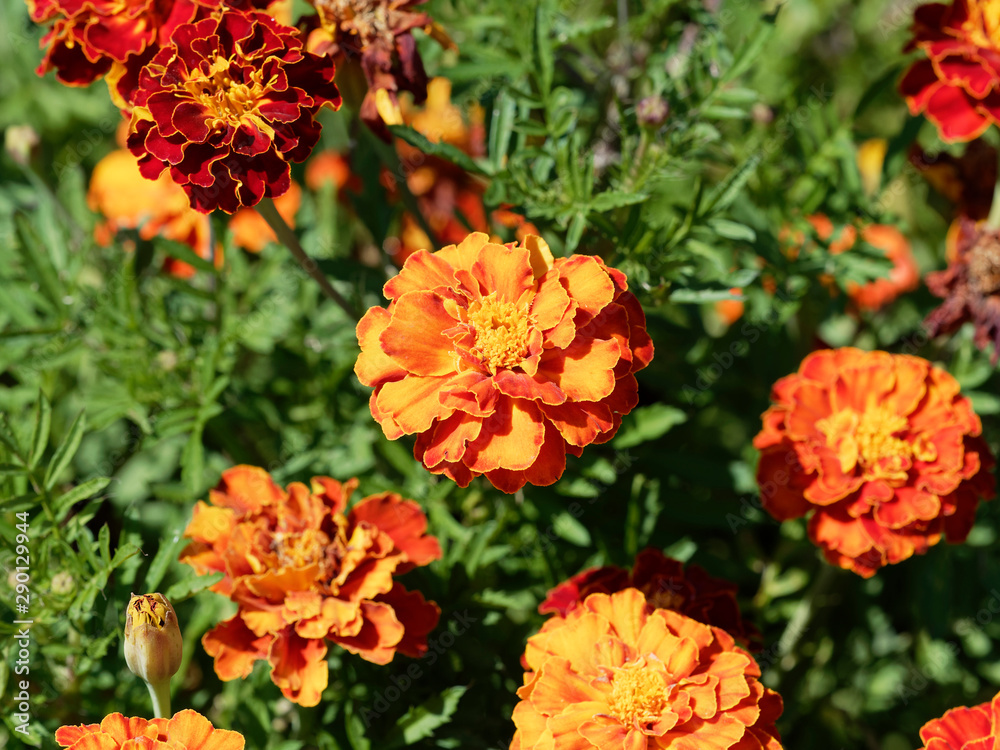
[511,588,783,750]
[28,0,211,87]
[926,215,1000,361]
[900,0,1000,142]
[539,548,762,650]
[56,710,244,750]
[127,9,341,214]
[88,148,216,278]
[354,232,654,493]
[753,347,995,578]
[917,690,1000,749]
[179,465,441,707]
[303,0,452,134]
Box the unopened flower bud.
[125,593,182,717]
[636,96,669,128]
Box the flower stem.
[146,679,171,719]
[987,147,1000,231]
[256,197,358,321]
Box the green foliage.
[2,0,1000,749]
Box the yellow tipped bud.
[124,593,182,688]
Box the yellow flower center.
[607,663,668,727]
[854,407,911,467]
[188,57,268,130]
[968,231,1000,295]
[966,0,1000,49]
[816,404,935,483]
[273,529,329,568]
[129,594,171,630]
[315,0,393,46]
[466,295,532,373]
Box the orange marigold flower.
[926,215,1000,361]
[917,690,1000,749]
[538,548,762,650]
[511,588,783,750]
[127,9,341,214]
[179,465,441,707]
[56,710,243,750]
[354,232,654,493]
[753,347,995,578]
[900,0,1000,142]
[88,148,217,279]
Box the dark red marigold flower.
[127,9,342,214]
[899,0,1000,142]
[925,215,1000,361]
[27,0,215,86]
[539,548,762,650]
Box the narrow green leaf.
[719,19,774,87]
[143,529,188,592]
[165,571,224,602]
[387,125,489,175]
[44,410,86,491]
[53,477,111,517]
[0,415,24,459]
[154,237,218,273]
[181,425,205,496]
[28,391,51,470]
[534,0,554,97]
[566,213,586,253]
[700,152,761,217]
[98,524,111,564]
[14,213,64,311]
[551,512,591,547]
[489,90,517,173]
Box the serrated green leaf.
[43,410,86,491]
[386,685,467,748]
[28,391,51,470]
[387,125,489,176]
[589,191,649,213]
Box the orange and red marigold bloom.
[303,0,452,134]
[56,710,244,750]
[917,690,1000,749]
[539,548,762,650]
[900,0,1000,142]
[127,8,341,214]
[925,215,1000,362]
[754,347,995,578]
[354,232,654,494]
[511,588,783,750]
[179,465,441,707]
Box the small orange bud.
[124,593,182,717]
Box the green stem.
[146,679,171,719]
[256,198,358,321]
[987,153,1000,231]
